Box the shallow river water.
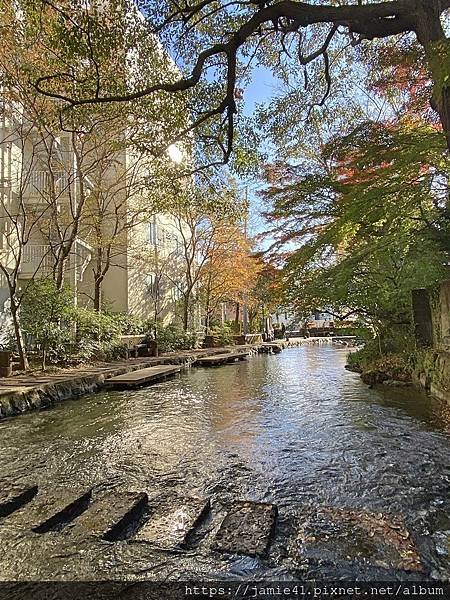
[0,346,450,581]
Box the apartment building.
[0,114,188,335]
[0,2,194,342]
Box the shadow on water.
[0,346,449,581]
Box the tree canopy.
[9,0,447,165]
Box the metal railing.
[24,171,69,197]
[21,244,55,274]
[20,240,92,281]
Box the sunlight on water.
[0,346,449,580]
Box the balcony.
[20,239,92,282]
[23,171,69,201]
[20,245,54,278]
[0,177,11,190]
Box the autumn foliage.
[200,225,261,331]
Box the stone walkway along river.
[0,346,449,581]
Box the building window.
[146,273,160,297]
[175,237,183,256]
[147,221,157,245]
[171,283,183,301]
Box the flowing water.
[0,346,449,581]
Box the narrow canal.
[0,346,449,581]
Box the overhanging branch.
[33,0,450,160]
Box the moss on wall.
[414,281,450,402]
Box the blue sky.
[242,66,279,118]
[238,66,280,238]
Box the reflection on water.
[0,346,449,580]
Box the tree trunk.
[55,254,69,291]
[94,280,101,311]
[183,293,190,331]
[93,273,104,311]
[234,302,240,333]
[205,294,211,334]
[435,86,450,152]
[415,4,450,150]
[93,247,104,312]
[10,303,28,371]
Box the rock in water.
[213,501,277,557]
[293,506,423,573]
[134,495,210,549]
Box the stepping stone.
[32,489,92,533]
[293,506,423,572]
[213,501,277,557]
[0,485,38,518]
[71,492,148,541]
[134,496,210,549]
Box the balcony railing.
[24,171,69,198]
[20,239,92,281]
[20,245,55,277]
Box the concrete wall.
[429,282,450,401]
[413,281,450,402]
[436,282,450,350]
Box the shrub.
[144,322,198,353]
[347,328,416,384]
[20,278,74,369]
[74,308,126,361]
[109,312,145,335]
[334,325,371,338]
[210,323,234,346]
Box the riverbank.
[0,336,355,420]
[1,343,449,581]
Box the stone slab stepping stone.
[213,501,277,557]
[71,491,148,541]
[293,506,423,572]
[32,489,92,533]
[0,485,38,518]
[134,496,210,549]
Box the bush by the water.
[19,280,137,366]
[20,279,74,369]
[209,323,234,346]
[144,322,198,353]
[347,330,415,385]
[335,325,371,338]
[18,279,200,367]
[110,313,146,335]
[74,308,127,361]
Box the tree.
[261,115,448,343]
[20,0,450,163]
[199,225,260,333]
[129,225,186,334]
[1,1,191,161]
[164,181,246,331]
[284,233,445,336]
[1,0,190,335]
[81,126,156,311]
[0,90,62,369]
[0,2,103,293]
[247,261,283,334]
